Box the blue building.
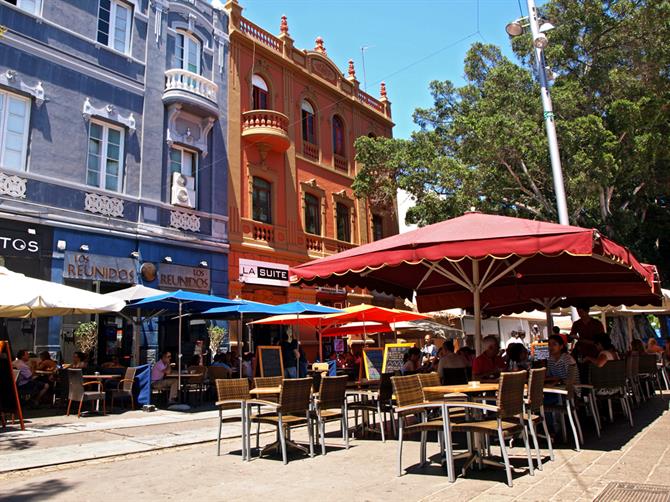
[0,0,230,363]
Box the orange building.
[222,1,398,357]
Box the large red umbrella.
[290,212,659,353]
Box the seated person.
[457,347,475,367]
[151,352,178,405]
[13,349,48,405]
[472,336,506,380]
[505,343,530,371]
[402,347,421,374]
[211,353,233,376]
[584,333,619,368]
[437,340,468,373]
[71,351,88,369]
[36,351,57,372]
[241,352,254,379]
[646,338,664,355]
[545,335,578,385]
[101,356,124,369]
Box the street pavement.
[1,396,669,501]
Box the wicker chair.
[524,368,554,470]
[110,367,137,411]
[66,369,106,418]
[311,375,349,455]
[638,354,661,399]
[215,378,250,458]
[418,372,442,402]
[247,377,314,464]
[443,371,535,487]
[590,359,634,427]
[349,372,395,441]
[392,374,447,476]
[254,376,283,402]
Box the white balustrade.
[164,69,219,104]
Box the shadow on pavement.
[0,479,76,501]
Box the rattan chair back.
[317,375,348,410]
[527,367,546,412]
[391,374,423,408]
[254,376,283,388]
[378,372,394,402]
[590,359,626,390]
[496,370,526,418]
[418,372,441,388]
[216,378,249,410]
[67,369,85,401]
[121,367,137,392]
[278,377,313,415]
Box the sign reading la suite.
[239,258,289,288]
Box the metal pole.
[526,0,570,227]
[177,301,182,402]
[473,260,482,355]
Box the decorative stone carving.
[0,70,46,105]
[166,104,215,156]
[82,98,136,131]
[170,210,201,232]
[311,59,337,85]
[150,0,169,44]
[0,172,27,198]
[84,193,124,217]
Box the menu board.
[0,340,24,430]
[362,348,384,380]
[257,346,284,377]
[382,343,414,373]
[532,342,549,361]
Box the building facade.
[0,0,230,362]
[223,1,399,358]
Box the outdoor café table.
[422,383,500,396]
[346,387,379,438]
[249,386,282,397]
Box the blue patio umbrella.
[130,290,243,404]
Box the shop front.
[0,218,53,355]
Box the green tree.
[353,0,670,283]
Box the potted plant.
[208,325,227,357]
[74,321,98,361]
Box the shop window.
[301,100,316,145]
[175,32,201,74]
[372,214,383,241]
[87,121,124,192]
[304,193,321,235]
[97,0,133,54]
[3,0,42,15]
[336,203,350,242]
[252,177,272,224]
[332,115,345,156]
[252,74,269,110]
[169,146,197,177]
[0,90,31,172]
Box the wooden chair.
[110,367,137,411]
[247,377,314,464]
[391,374,446,476]
[443,371,535,487]
[311,375,349,455]
[590,359,634,427]
[66,369,106,418]
[349,372,395,441]
[215,378,250,458]
[524,368,554,470]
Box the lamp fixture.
[199,260,209,268]
[56,240,67,252]
[164,256,173,263]
[79,244,89,252]
[533,33,549,49]
[130,251,140,259]
[539,22,555,33]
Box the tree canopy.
[353,0,670,284]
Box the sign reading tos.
[239,258,289,288]
[159,263,210,292]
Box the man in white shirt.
[421,334,437,366]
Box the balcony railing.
[302,141,319,162]
[241,110,290,152]
[306,235,323,253]
[239,18,281,52]
[164,69,218,103]
[252,221,274,243]
[334,154,348,173]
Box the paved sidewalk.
[1,396,669,501]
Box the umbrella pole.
[318,319,323,362]
[473,260,482,355]
[178,301,182,403]
[239,313,244,379]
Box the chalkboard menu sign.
[363,348,384,380]
[257,346,284,377]
[382,343,414,373]
[0,340,24,430]
[532,342,549,361]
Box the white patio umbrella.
[0,267,125,318]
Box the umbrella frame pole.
[473,260,482,355]
[178,301,182,403]
[239,313,244,379]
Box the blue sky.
[224,0,533,139]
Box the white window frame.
[98,0,133,55]
[176,31,202,75]
[169,145,198,178]
[13,0,43,16]
[86,120,125,193]
[0,90,31,172]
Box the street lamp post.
[507,0,570,226]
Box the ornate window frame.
[300,178,326,237]
[332,189,356,244]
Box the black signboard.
[532,342,550,361]
[0,340,24,430]
[363,348,383,380]
[382,343,413,373]
[257,346,284,377]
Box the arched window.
[301,100,316,144]
[336,203,351,242]
[372,214,383,241]
[332,115,345,156]
[176,32,201,74]
[304,193,321,235]
[252,74,269,110]
[252,177,272,223]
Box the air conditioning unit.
[171,172,196,208]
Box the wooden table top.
[249,386,282,396]
[165,372,203,378]
[83,374,122,380]
[424,383,500,394]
